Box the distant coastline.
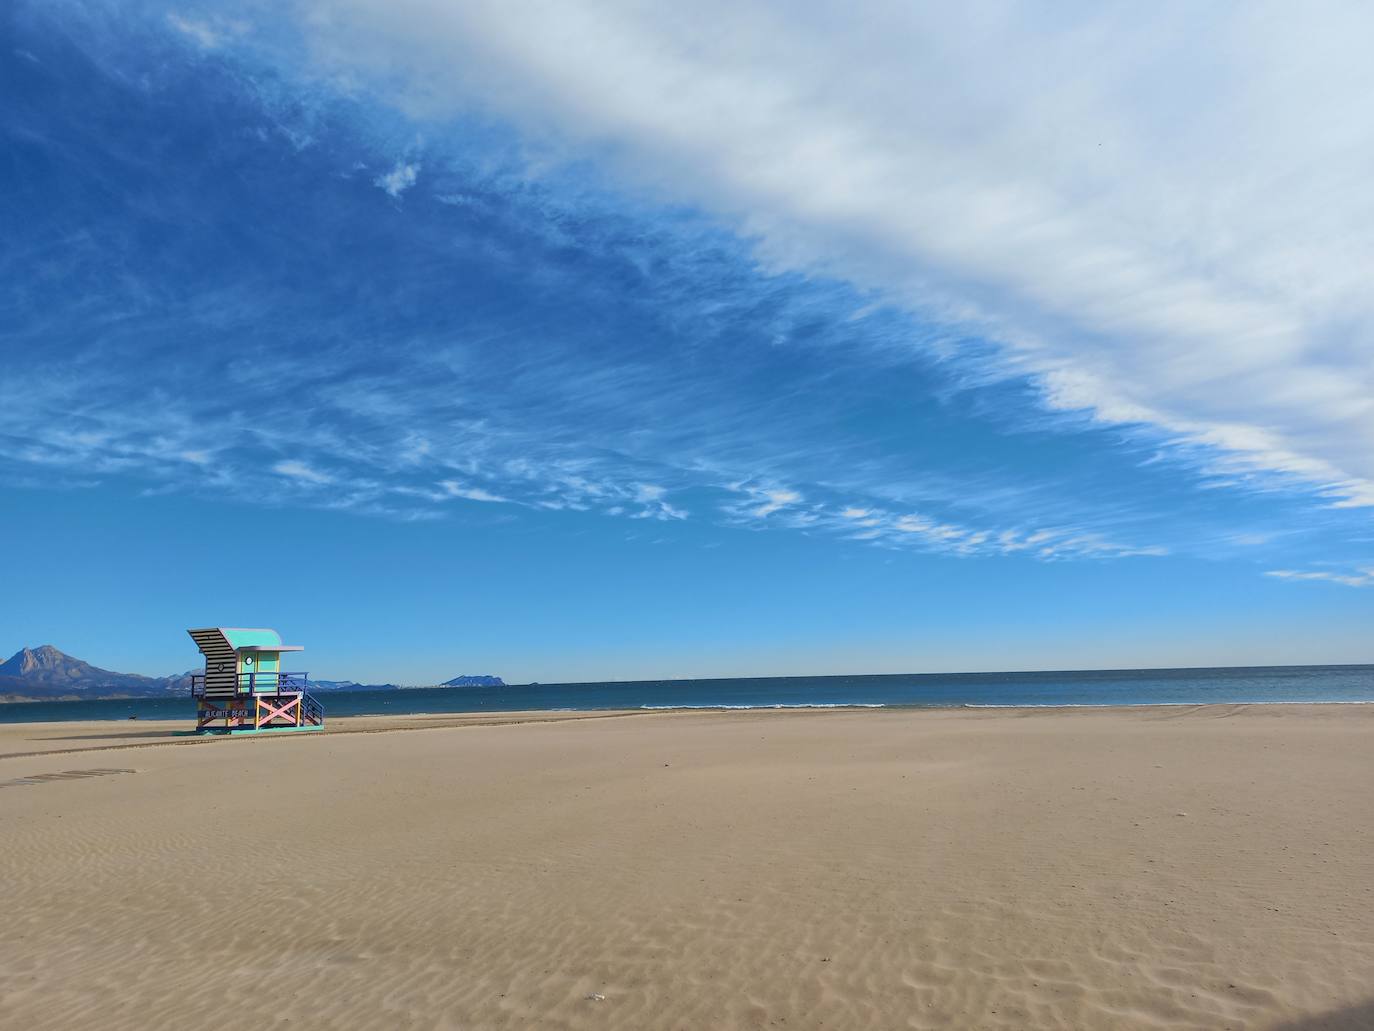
[0,645,504,703]
[2,664,1371,723]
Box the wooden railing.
[190,671,311,697]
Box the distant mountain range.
[0,646,503,702]
[0,646,192,701]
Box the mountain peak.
[1,644,94,679]
[1,643,185,701]
[27,644,68,663]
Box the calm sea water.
[2,665,1372,723]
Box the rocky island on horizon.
[441,674,506,688]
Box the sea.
[2,664,1372,724]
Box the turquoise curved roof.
[187,627,303,654]
[221,627,283,650]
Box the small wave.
[638,703,887,710]
[960,701,1203,709]
[960,699,1374,709]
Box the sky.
[2,1,1372,683]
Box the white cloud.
[396,433,432,465]
[716,487,1156,562]
[167,13,221,49]
[18,3,1366,567]
[440,480,506,503]
[167,12,248,50]
[752,488,801,518]
[302,1,1374,508]
[719,484,809,525]
[629,482,687,520]
[273,459,333,484]
[0,347,1165,558]
[374,161,419,198]
[837,505,1164,561]
[1266,567,1374,588]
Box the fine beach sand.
[1,706,1372,1030]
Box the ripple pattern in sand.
[2,708,1373,1029]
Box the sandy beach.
[1,705,1371,1030]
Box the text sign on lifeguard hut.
[187,627,324,734]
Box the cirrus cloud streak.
[295,0,1374,508]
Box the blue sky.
[2,1,1372,682]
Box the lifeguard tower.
[187,627,324,734]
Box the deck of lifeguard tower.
[187,627,324,734]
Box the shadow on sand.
[1271,999,1374,1031]
[39,729,187,743]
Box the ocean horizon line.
[493,661,1374,690]
[4,664,1372,725]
